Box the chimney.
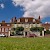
[13,17,16,22]
[10,18,13,23]
[38,16,41,21]
[39,16,40,20]
[10,17,17,23]
[2,20,5,23]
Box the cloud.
[0,3,4,8]
[12,0,50,19]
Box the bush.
[30,27,44,32]
[15,27,24,31]
[45,30,50,34]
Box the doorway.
[25,32,27,36]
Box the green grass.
[0,37,50,50]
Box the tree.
[38,27,44,31]
[15,27,24,35]
[11,28,16,35]
[11,27,24,35]
[45,30,50,34]
[15,27,24,31]
[30,27,44,32]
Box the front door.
[25,32,27,36]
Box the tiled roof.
[42,23,50,30]
[11,17,41,24]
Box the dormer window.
[0,24,1,26]
[17,19,20,22]
[14,24,17,28]
[25,19,28,22]
[7,24,10,26]
[33,19,35,22]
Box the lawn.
[0,37,50,50]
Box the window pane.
[5,28,8,32]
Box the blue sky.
[0,0,50,23]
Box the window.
[7,24,10,26]
[25,19,28,22]
[14,24,17,28]
[0,24,1,26]
[17,19,20,22]
[9,28,11,30]
[49,29,50,31]
[0,28,1,32]
[33,19,35,22]
[2,28,4,32]
[30,24,33,28]
[5,28,8,32]
[25,24,28,28]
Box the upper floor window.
[25,19,28,22]
[2,28,4,32]
[9,28,11,30]
[17,19,20,22]
[14,24,17,28]
[33,19,35,22]
[7,24,10,26]
[0,28,1,32]
[5,28,8,32]
[0,24,1,26]
[49,28,50,31]
[25,24,28,28]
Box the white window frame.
[0,24,1,26]
[17,19,20,22]
[5,28,8,32]
[7,24,10,26]
[33,19,35,22]
[25,19,28,22]
[2,28,4,32]
[0,28,1,32]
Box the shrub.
[30,27,44,32]
[45,30,50,34]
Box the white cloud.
[0,3,4,8]
[12,0,50,19]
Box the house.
[42,23,50,37]
[0,16,50,37]
[10,16,44,37]
[0,21,11,37]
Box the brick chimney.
[38,16,40,21]
[13,17,16,22]
[10,17,17,23]
[10,18,13,23]
[2,20,5,23]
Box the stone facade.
[11,16,43,37]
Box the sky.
[0,0,50,23]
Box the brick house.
[42,23,50,37]
[0,21,11,37]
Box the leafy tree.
[15,27,24,35]
[45,30,50,34]
[11,27,24,35]
[30,27,44,32]
[38,27,44,31]
[15,27,24,31]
